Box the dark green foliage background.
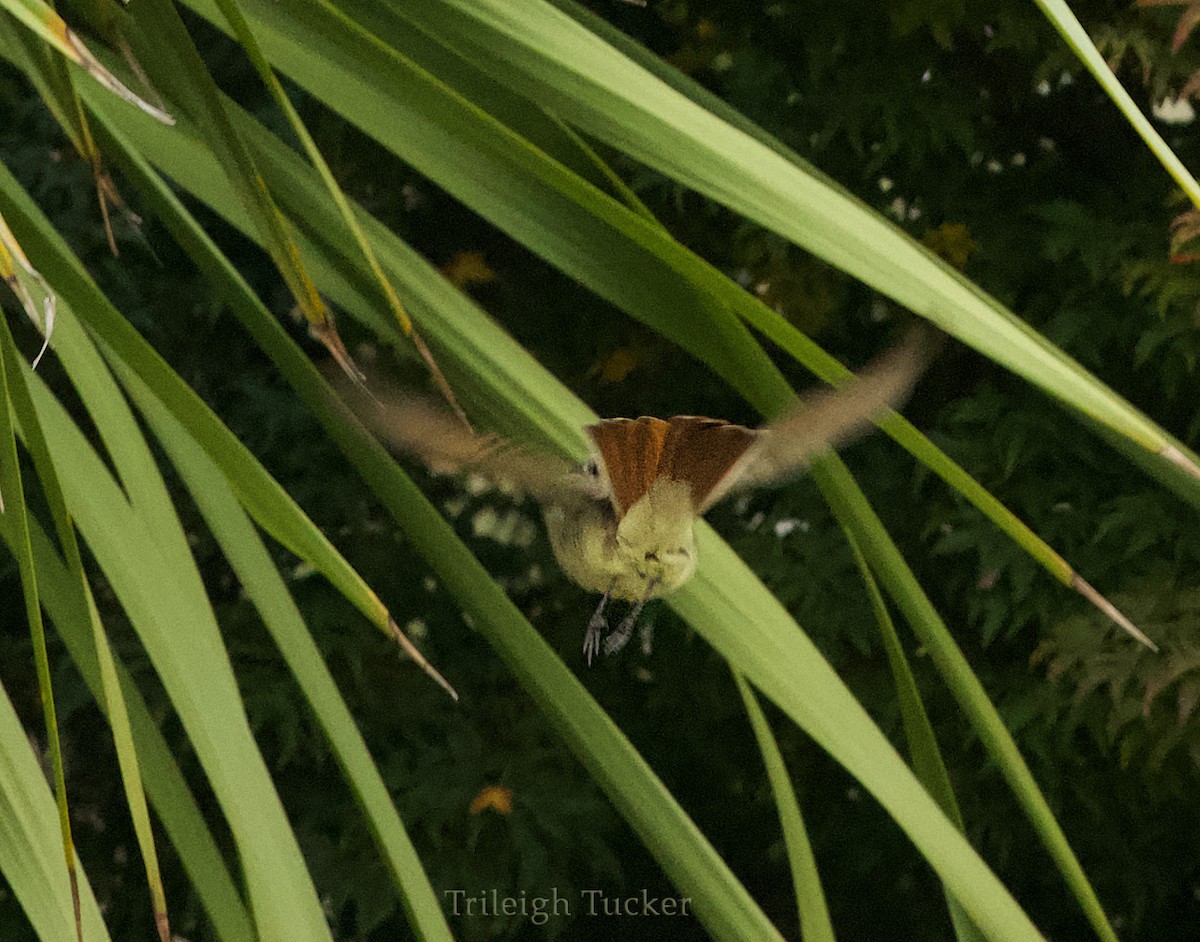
[3,0,1200,939]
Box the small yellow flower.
[441,251,496,289]
[589,347,643,384]
[921,223,978,271]
[469,785,513,816]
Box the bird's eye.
[584,459,600,478]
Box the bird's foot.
[640,618,655,656]
[583,596,610,666]
[603,614,636,656]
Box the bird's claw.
[583,612,607,666]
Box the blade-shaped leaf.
[388,0,1200,487]
[1034,0,1200,209]
[0,677,110,942]
[11,310,333,941]
[0,209,55,367]
[1,311,170,941]
[62,40,1060,937]
[0,0,171,122]
[121,353,455,941]
[845,530,984,942]
[734,674,834,942]
[97,0,1151,651]
[17,516,256,942]
[0,300,81,942]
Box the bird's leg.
[604,580,659,657]
[583,590,611,666]
[639,617,655,656]
[604,598,646,656]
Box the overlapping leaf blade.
[0,676,111,942]
[0,194,335,938]
[67,47,1049,941]
[4,1,1187,939]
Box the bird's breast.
[541,501,697,601]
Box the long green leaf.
[845,530,982,942]
[85,97,1052,942]
[64,47,1058,939]
[116,0,328,332]
[17,517,256,942]
[0,303,81,942]
[393,0,1200,486]
[108,0,1146,653]
[1034,0,1200,209]
[10,308,333,941]
[734,675,834,942]
[1,311,171,941]
[0,207,55,368]
[821,461,1117,941]
[206,0,469,422]
[0,0,172,122]
[0,677,110,942]
[122,354,454,941]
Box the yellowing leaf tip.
[1072,575,1159,652]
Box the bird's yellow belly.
[542,503,697,601]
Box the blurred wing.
[332,378,581,505]
[701,324,940,510]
